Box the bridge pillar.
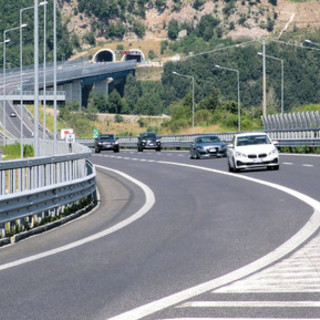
[94,78,112,97]
[63,80,82,107]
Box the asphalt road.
[0,150,319,320]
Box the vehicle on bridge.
[94,134,120,153]
[189,135,227,159]
[137,132,161,152]
[227,132,279,172]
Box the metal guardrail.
[0,141,96,239]
[77,128,320,149]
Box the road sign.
[93,129,99,138]
[65,133,75,143]
[60,128,73,139]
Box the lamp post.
[305,39,320,47]
[172,71,195,133]
[215,64,241,132]
[53,0,58,154]
[3,25,27,145]
[262,38,267,117]
[0,39,10,145]
[19,2,47,158]
[258,52,284,114]
[20,6,33,159]
[43,1,47,141]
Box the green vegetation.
[0,143,34,160]
[0,0,73,68]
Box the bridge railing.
[0,141,96,239]
[77,128,320,149]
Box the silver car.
[190,135,227,159]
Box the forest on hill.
[0,0,73,66]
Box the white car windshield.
[236,135,271,146]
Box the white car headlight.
[268,148,278,156]
[235,150,247,158]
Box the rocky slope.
[61,0,320,50]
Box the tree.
[168,19,179,40]
[124,73,142,112]
[93,93,109,113]
[198,87,220,112]
[134,97,148,114]
[133,20,146,38]
[107,90,123,113]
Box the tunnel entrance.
[121,49,145,63]
[92,49,115,62]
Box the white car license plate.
[253,158,263,163]
[209,148,217,152]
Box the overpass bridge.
[1,59,136,107]
[0,59,136,140]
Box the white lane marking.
[178,301,320,308]
[158,319,320,320]
[0,166,155,271]
[283,162,293,165]
[302,164,314,167]
[215,221,320,293]
[108,160,320,320]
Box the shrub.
[115,114,124,123]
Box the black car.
[94,134,120,153]
[190,135,227,159]
[137,132,161,152]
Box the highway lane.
[0,151,318,320]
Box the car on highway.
[190,135,227,159]
[10,112,16,117]
[227,132,279,172]
[94,134,120,153]
[137,132,161,152]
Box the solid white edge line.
[157,318,320,320]
[178,301,320,308]
[108,160,320,320]
[0,165,155,272]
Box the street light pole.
[172,71,195,133]
[20,6,33,158]
[215,64,241,132]
[305,39,320,47]
[20,2,48,158]
[3,25,27,145]
[262,38,267,117]
[258,52,284,114]
[53,0,57,154]
[0,39,10,145]
[43,1,47,141]
[34,0,40,157]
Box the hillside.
[62,0,320,58]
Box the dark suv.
[137,132,161,152]
[94,134,120,153]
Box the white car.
[227,132,279,172]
